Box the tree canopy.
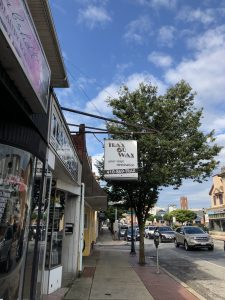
[97,80,222,264]
[170,209,197,224]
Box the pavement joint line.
[159,265,207,300]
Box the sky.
[49,0,225,210]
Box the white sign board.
[104,140,138,181]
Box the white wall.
[62,193,81,285]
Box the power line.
[65,57,115,98]
[67,68,103,116]
[92,133,104,147]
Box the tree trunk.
[138,219,145,265]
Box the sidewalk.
[62,227,203,300]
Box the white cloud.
[136,0,177,9]
[91,153,104,175]
[178,7,225,25]
[78,5,111,29]
[148,51,173,68]
[188,25,225,52]
[125,73,166,94]
[158,26,176,47]
[124,15,152,44]
[165,26,225,110]
[178,8,214,25]
[149,0,177,9]
[116,62,133,73]
[84,72,167,119]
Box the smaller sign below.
[65,223,74,234]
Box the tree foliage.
[97,80,221,264]
[170,209,197,224]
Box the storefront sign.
[0,0,50,112]
[50,103,80,182]
[104,140,138,181]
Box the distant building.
[149,206,165,216]
[208,169,225,235]
[180,196,188,209]
[168,204,177,213]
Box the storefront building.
[44,95,82,293]
[72,125,107,257]
[208,171,225,236]
[0,0,82,299]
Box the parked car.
[174,226,214,251]
[124,227,140,241]
[0,224,13,272]
[145,226,156,239]
[154,226,175,242]
[118,225,128,239]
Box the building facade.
[0,1,84,299]
[208,172,225,235]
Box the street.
[142,238,225,300]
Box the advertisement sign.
[104,140,138,181]
[0,0,50,112]
[50,103,80,182]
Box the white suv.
[144,226,156,239]
[175,226,214,251]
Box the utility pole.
[130,206,136,255]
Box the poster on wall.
[104,140,138,181]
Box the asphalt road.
[143,238,225,300]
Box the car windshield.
[184,227,205,234]
[127,228,139,234]
[149,227,156,230]
[158,227,173,232]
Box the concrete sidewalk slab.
[62,227,206,300]
[64,278,92,300]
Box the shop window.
[52,114,57,137]
[45,189,65,269]
[219,194,223,205]
[22,161,52,300]
[0,144,34,300]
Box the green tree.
[170,209,197,224]
[163,213,172,224]
[105,205,127,232]
[97,80,221,264]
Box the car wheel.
[174,239,179,248]
[208,246,214,251]
[184,240,190,251]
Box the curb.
[159,265,207,300]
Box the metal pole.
[156,248,160,274]
[130,206,136,255]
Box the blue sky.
[49,0,225,210]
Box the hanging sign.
[104,140,138,181]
